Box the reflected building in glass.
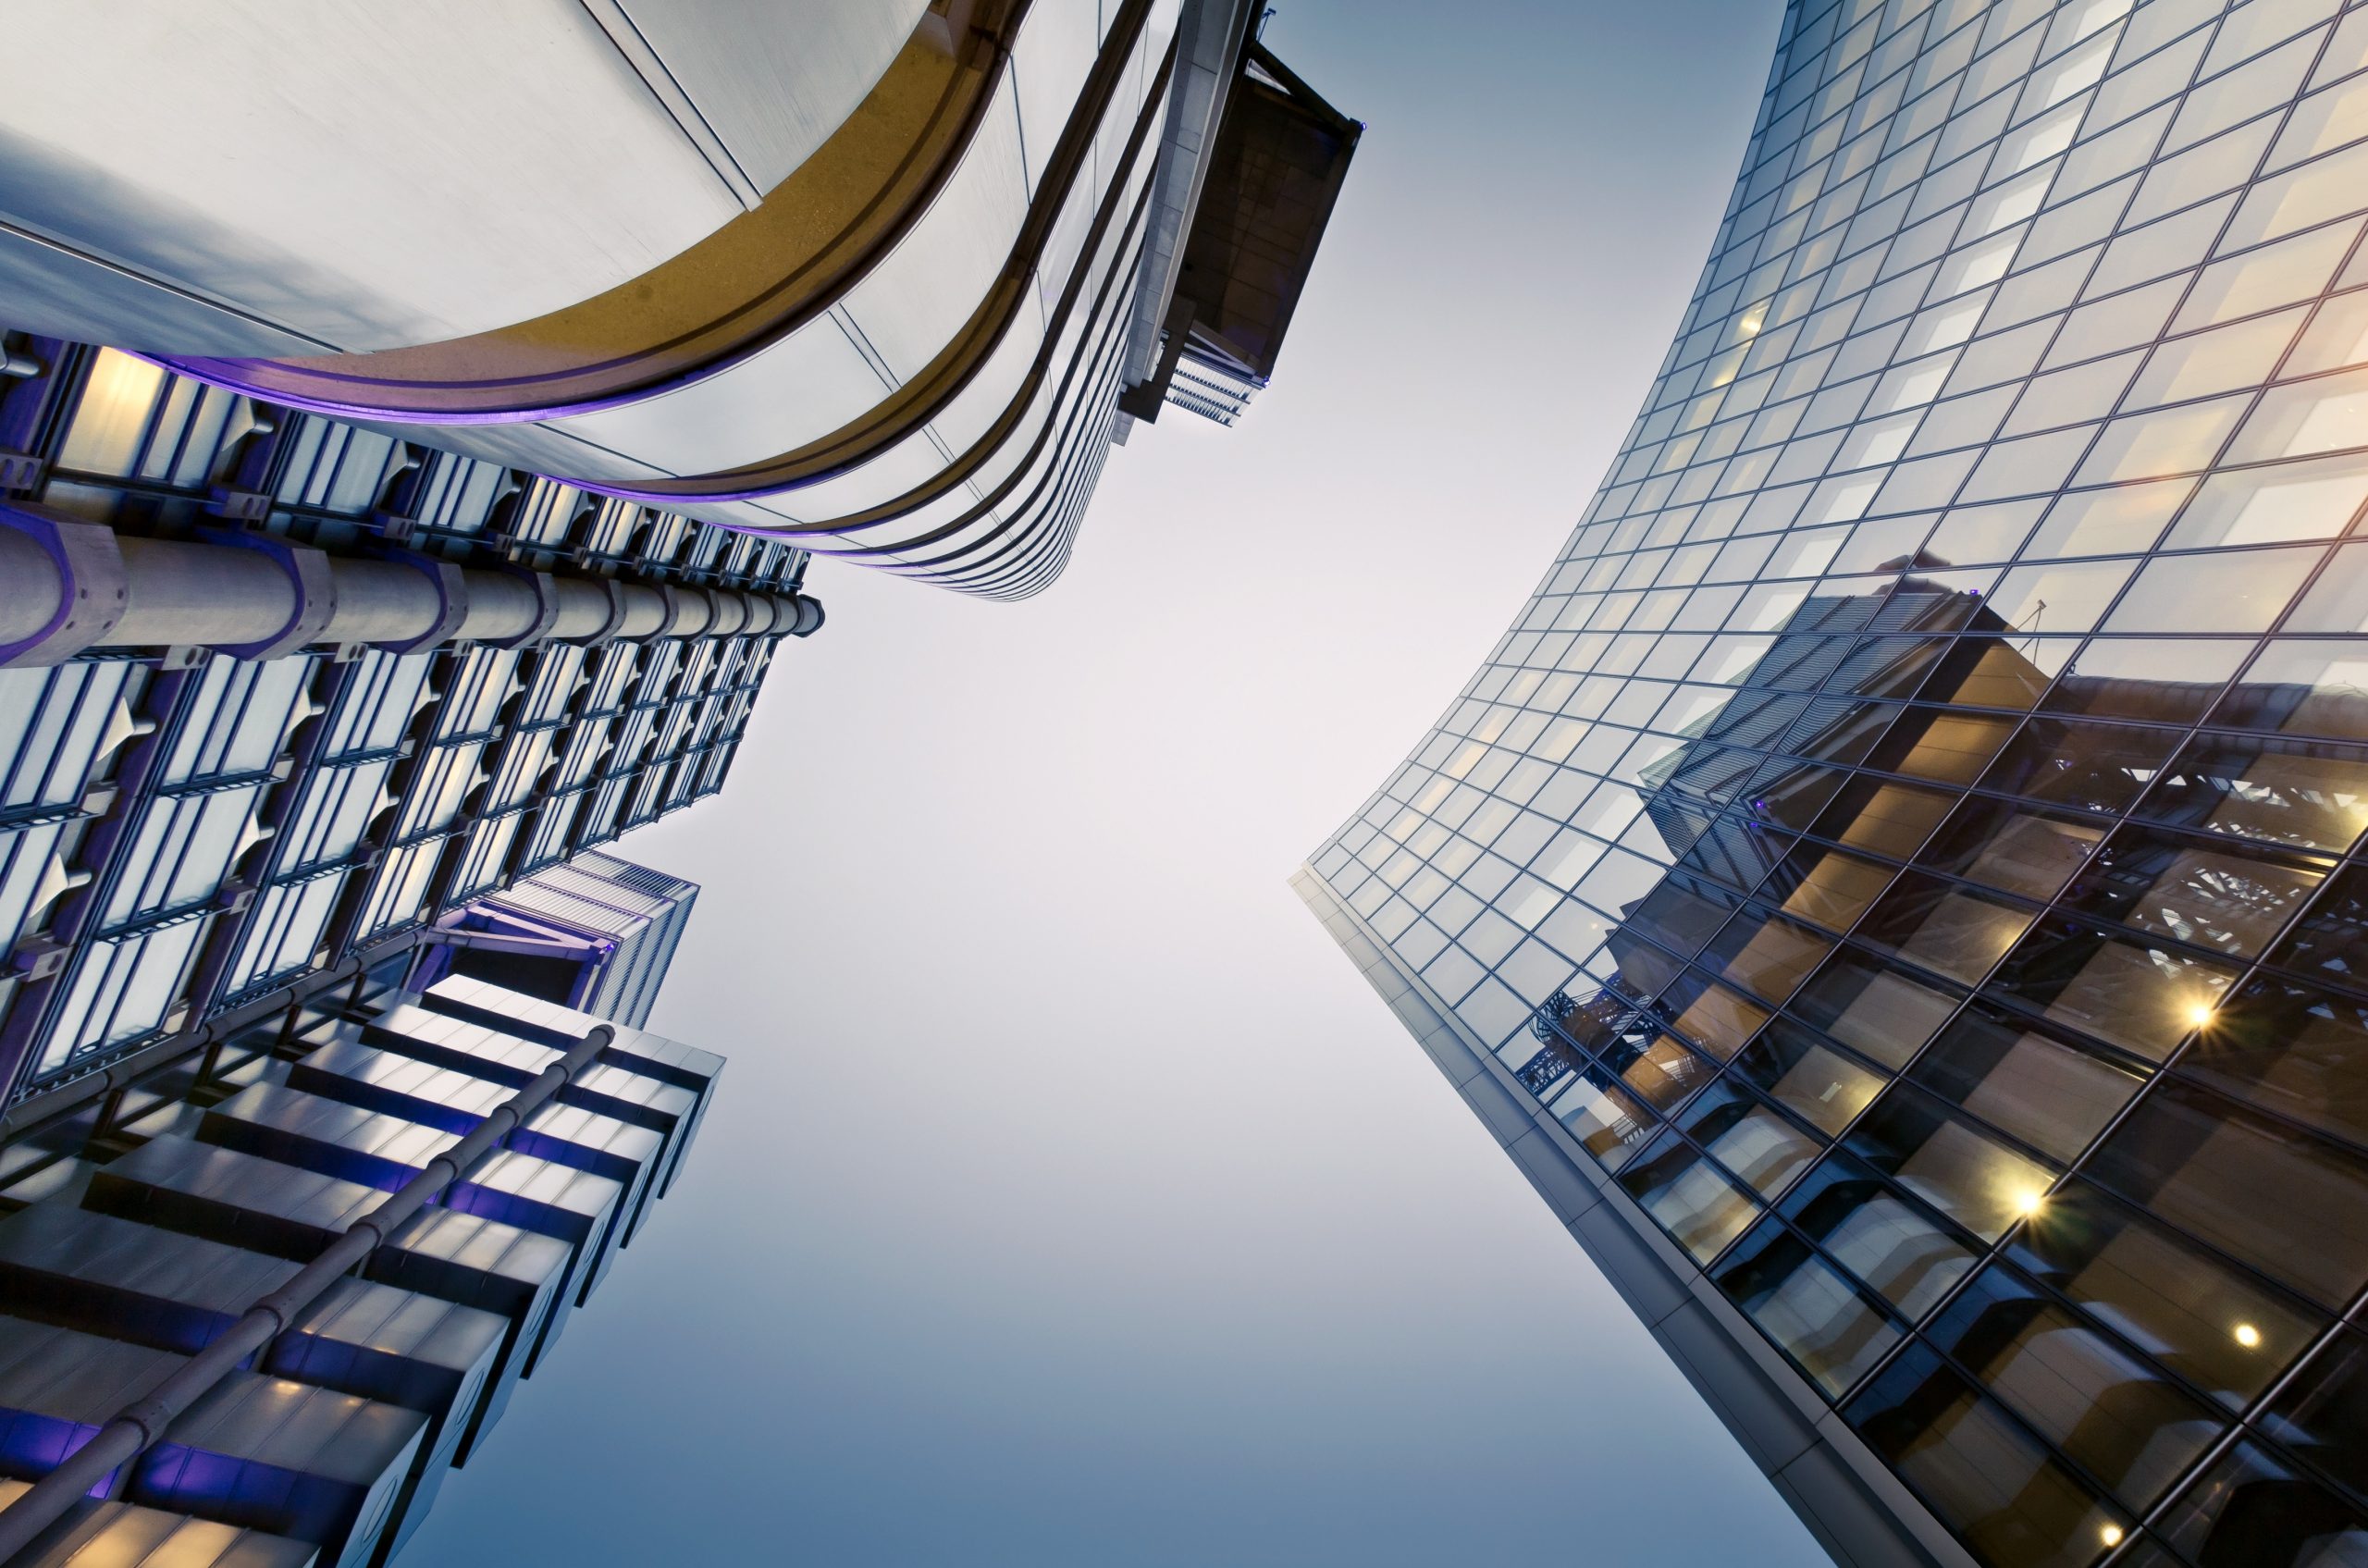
[1299,2,2368,1564]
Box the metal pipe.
[314,558,442,645]
[615,584,669,638]
[3,512,820,666]
[110,537,296,648]
[549,577,615,640]
[0,1019,616,1561]
[451,569,541,643]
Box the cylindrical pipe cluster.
[0,507,821,666]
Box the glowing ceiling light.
[2187,1004,2216,1029]
[2016,1188,2047,1216]
[2234,1322,2263,1349]
[2101,1524,2125,1548]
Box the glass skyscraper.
[1301,2,2368,1564]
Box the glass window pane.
[1616,1131,1762,1264]
[1913,1004,2148,1160]
[2086,1080,2368,1308]
[1986,916,2241,1061]
[2008,1179,2320,1411]
[1716,1216,1902,1396]
[2153,1438,2368,1568]
[2133,732,2368,854]
[2214,639,2368,740]
[1929,1263,2224,1511]
[1790,946,1964,1071]
[1847,1343,2126,1568]
[1845,1086,2058,1245]
[1782,1151,1978,1320]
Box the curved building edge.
[0,0,1359,597]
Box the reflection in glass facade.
[1301,2,2368,1563]
[0,2,1355,598]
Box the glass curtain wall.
[1305,1,2368,1563]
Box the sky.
[401,3,1829,1563]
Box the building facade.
[0,970,724,1568]
[1300,2,2368,1564]
[0,0,1356,599]
[0,337,813,1115]
[410,852,701,1031]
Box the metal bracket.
[0,501,130,668]
[369,547,471,654]
[8,937,70,982]
[204,487,273,524]
[0,450,43,493]
[194,528,338,661]
[480,565,561,648]
[1116,295,1196,423]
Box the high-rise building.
[410,853,701,1031]
[1301,3,2368,1565]
[0,7,1353,1560]
[0,1,1358,599]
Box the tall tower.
[1301,2,2368,1564]
[0,6,1355,1561]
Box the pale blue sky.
[403,4,1828,1562]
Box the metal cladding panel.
[0,1476,317,1568]
[0,970,721,1558]
[1170,43,1360,382]
[145,1370,425,1568]
[418,975,723,1193]
[195,1083,621,1324]
[0,1204,294,1354]
[0,1316,424,1568]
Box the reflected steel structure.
[1301,2,2368,1565]
[0,0,1357,599]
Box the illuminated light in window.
[2101,1525,2124,1548]
[2187,1004,2216,1029]
[2234,1322,2263,1349]
[1739,316,1763,338]
[2015,1188,2047,1216]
